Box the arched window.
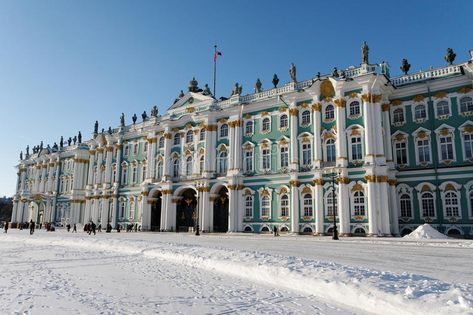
[132,165,137,183]
[301,110,311,125]
[470,191,473,217]
[144,141,148,153]
[133,143,138,155]
[395,140,408,165]
[439,135,454,161]
[414,104,427,120]
[156,161,163,179]
[349,101,360,116]
[158,137,164,148]
[261,195,271,217]
[129,199,135,220]
[186,156,193,176]
[262,147,271,170]
[303,193,313,217]
[119,201,125,218]
[218,151,228,174]
[280,194,289,217]
[400,194,412,217]
[186,130,193,143]
[326,191,337,216]
[173,133,181,145]
[464,132,473,159]
[325,138,336,162]
[141,164,147,182]
[445,191,459,217]
[172,158,180,178]
[262,117,270,132]
[350,136,362,161]
[220,124,229,138]
[393,108,404,124]
[280,146,289,168]
[199,128,206,141]
[460,96,473,113]
[279,114,288,129]
[421,192,435,217]
[244,149,253,172]
[302,143,311,166]
[199,156,204,175]
[245,195,253,217]
[124,144,129,156]
[112,165,117,183]
[417,138,431,163]
[353,191,365,216]
[436,101,450,116]
[245,121,254,135]
[121,167,128,185]
[325,104,335,120]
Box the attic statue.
[151,105,158,117]
[132,114,137,124]
[26,145,30,156]
[202,84,212,96]
[73,136,77,145]
[108,127,113,135]
[272,74,279,88]
[120,113,125,127]
[142,111,148,121]
[20,151,23,160]
[289,63,296,82]
[52,143,58,151]
[68,137,72,146]
[60,136,64,148]
[400,58,411,75]
[94,121,99,134]
[255,79,262,93]
[231,83,242,96]
[444,48,456,65]
[78,131,82,144]
[361,41,369,64]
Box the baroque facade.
[10,47,473,237]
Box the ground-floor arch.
[150,191,162,231]
[213,186,229,232]
[176,188,197,232]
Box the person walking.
[66,223,71,232]
[29,220,35,235]
[72,223,77,233]
[91,221,96,235]
[4,221,8,234]
[97,224,102,233]
[273,225,279,237]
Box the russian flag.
[214,51,222,62]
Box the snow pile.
[403,224,450,240]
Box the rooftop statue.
[332,67,339,78]
[202,84,212,96]
[120,113,125,127]
[316,72,321,79]
[444,48,456,65]
[151,105,158,117]
[400,58,411,75]
[60,136,64,148]
[40,141,43,150]
[231,83,241,96]
[73,136,77,145]
[142,111,148,121]
[52,142,58,151]
[255,78,262,93]
[361,41,369,64]
[188,77,198,92]
[108,126,112,135]
[289,63,296,82]
[78,131,82,144]
[26,145,29,156]
[272,74,279,88]
[132,113,137,124]
[94,121,99,135]
[68,137,72,146]
[20,151,23,160]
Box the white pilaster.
[290,179,300,233]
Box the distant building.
[10,46,473,237]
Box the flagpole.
[213,45,217,98]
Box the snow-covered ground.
[1,230,472,315]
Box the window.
[158,137,164,148]
[124,145,129,156]
[445,191,459,217]
[142,164,147,181]
[186,156,193,176]
[414,104,426,120]
[325,104,335,120]
[417,139,430,163]
[156,161,163,179]
[470,192,473,217]
[395,141,408,165]
[326,191,337,216]
[436,101,449,116]
[279,114,288,129]
[301,110,311,125]
[353,191,365,216]
[119,201,125,218]
[121,167,128,185]
[129,200,135,220]
[132,166,137,183]
[464,132,473,159]
[173,133,181,145]
[351,137,362,161]
[349,101,360,117]
[280,146,289,168]
[262,148,271,170]
[325,138,336,162]
[144,141,148,153]
[400,194,412,217]
[133,143,138,155]
[245,196,253,217]
[220,124,229,138]
[112,166,117,183]
[281,195,289,217]
[244,150,253,172]
[261,195,270,217]
[186,130,193,143]
[421,192,435,217]
[199,156,204,175]
[440,136,454,161]
[173,159,180,178]
[302,143,311,166]
[460,96,473,113]
[393,108,404,124]
[243,122,252,136]
[262,117,270,132]
[199,129,206,141]
[217,151,228,175]
[303,194,313,217]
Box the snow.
[403,224,450,240]
[1,230,472,315]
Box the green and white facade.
[11,51,473,237]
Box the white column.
[290,180,300,233]
[84,199,91,222]
[96,148,104,185]
[115,143,123,184]
[101,198,110,227]
[204,124,217,177]
[201,188,210,232]
[236,189,244,231]
[362,93,376,164]
[39,164,47,192]
[335,98,348,167]
[87,149,95,186]
[314,178,324,234]
[289,106,299,171]
[47,162,55,192]
[338,178,350,235]
[228,123,236,172]
[11,200,18,223]
[313,102,322,168]
[389,180,400,235]
[165,198,177,231]
[160,193,169,231]
[382,105,393,163]
[104,146,114,183]
[366,176,378,235]
[379,179,391,235]
[111,197,118,228]
[233,120,242,172]
[139,195,149,230]
[162,132,172,180]
[228,187,237,232]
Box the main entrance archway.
[150,191,162,231]
[213,186,229,232]
[176,188,197,232]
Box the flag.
[214,51,222,62]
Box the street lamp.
[194,192,200,236]
[326,168,341,240]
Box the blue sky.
[0,0,472,196]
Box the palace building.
[10,45,473,237]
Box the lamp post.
[194,192,200,236]
[106,203,112,233]
[327,168,340,240]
